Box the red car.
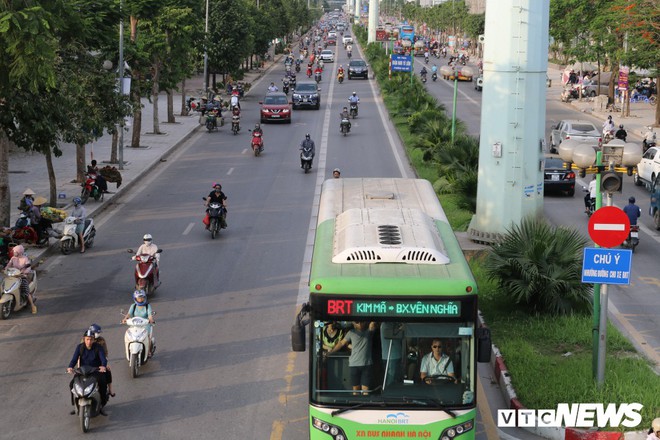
[327,38,337,46]
[260,92,292,123]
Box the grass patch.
[473,260,660,428]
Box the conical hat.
[33,196,47,206]
[22,188,35,196]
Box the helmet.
[83,329,95,338]
[652,418,660,434]
[629,197,635,204]
[143,233,153,243]
[619,124,624,129]
[255,123,260,129]
[305,133,311,139]
[89,324,102,337]
[352,91,356,96]
[340,64,343,68]
[73,197,82,206]
[607,115,612,121]
[133,289,147,305]
[213,183,222,190]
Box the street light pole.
[203,0,210,99]
[118,0,124,170]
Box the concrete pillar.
[354,0,360,24]
[468,0,550,243]
[367,0,378,43]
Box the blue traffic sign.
[391,55,412,72]
[581,248,632,285]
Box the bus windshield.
[311,318,476,409]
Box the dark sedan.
[348,59,368,79]
[544,157,575,196]
[292,82,321,110]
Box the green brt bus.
[292,178,492,440]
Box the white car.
[320,50,334,63]
[328,31,337,39]
[342,34,353,45]
[634,146,660,188]
[549,119,601,153]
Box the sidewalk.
[547,63,657,141]
[7,53,284,259]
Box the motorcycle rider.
[431,64,438,78]
[584,174,597,214]
[71,197,87,253]
[230,93,240,111]
[348,91,360,107]
[88,324,115,397]
[615,124,627,142]
[4,244,37,314]
[339,106,351,131]
[67,329,108,414]
[205,183,228,229]
[251,123,264,150]
[420,66,428,81]
[602,115,615,138]
[134,234,160,286]
[623,196,641,226]
[300,133,316,169]
[314,65,323,81]
[424,49,429,63]
[337,64,345,80]
[267,82,279,92]
[122,290,156,357]
[643,126,657,152]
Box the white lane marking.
[242,148,248,154]
[227,167,234,175]
[413,57,479,106]
[593,223,626,231]
[182,222,195,235]
[361,44,411,178]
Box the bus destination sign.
[326,299,461,318]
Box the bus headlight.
[440,419,474,439]
[312,417,347,440]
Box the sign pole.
[597,189,615,385]
[592,151,602,380]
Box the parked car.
[649,174,660,229]
[582,72,611,97]
[348,59,369,79]
[319,50,334,63]
[543,156,576,196]
[292,82,321,110]
[633,146,660,188]
[260,92,292,123]
[549,119,601,153]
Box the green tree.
[207,0,253,83]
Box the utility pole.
[118,0,124,170]
[203,0,210,98]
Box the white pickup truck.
[342,34,353,45]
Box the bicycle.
[630,95,657,105]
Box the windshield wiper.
[331,386,384,417]
[401,397,457,418]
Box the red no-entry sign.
[588,206,630,248]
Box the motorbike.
[642,128,657,154]
[602,127,615,144]
[70,366,105,433]
[421,74,427,84]
[347,50,352,59]
[248,129,264,156]
[622,225,640,253]
[295,62,301,73]
[432,72,438,82]
[560,85,580,102]
[441,48,447,58]
[337,72,344,84]
[283,81,290,95]
[300,146,314,174]
[315,71,322,84]
[583,187,595,217]
[425,55,429,64]
[81,174,103,204]
[306,67,312,78]
[231,115,240,135]
[11,214,41,245]
[127,248,162,295]
[1,266,37,320]
[60,216,96,255]
[206,111,219,132]
[340,118,351,136]
[349,102,358,119]
[123,316,155,378]
[205,199,227,239]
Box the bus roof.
[311,178,477,296]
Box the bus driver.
[420,338,456,384]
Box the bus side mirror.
[477,327,492,363]
[291,303,310,352]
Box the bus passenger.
[322,322,344,352]
[328,322,377,395]
[420,338,456,384]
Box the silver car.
[320,50,334,63]
[549,119,601,153]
